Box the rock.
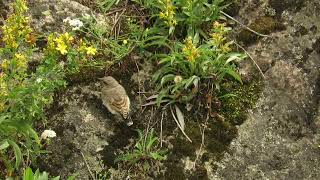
[28,0,90,33]
[213,0,320,179]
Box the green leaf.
[26,125,40,144]
[225,68,243,84]
[52,176,61,180]
[66,174,77,180]
[150,152,166,160]
[23,167,34,180]
[7,140,22,169]
[146,137,157,151]
[169,26,175,35]
[184,75,199,89]
[160,74,175,86]
[0,140,9,150]
[37,171,49,180]
[225,53,246,65]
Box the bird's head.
[98,76,119,87]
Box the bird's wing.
[102,87,130,111]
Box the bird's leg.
[126,116,133,126]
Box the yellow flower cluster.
[78,39,97,56]
[15,53,28,70]
[46,33,97,56]
[159,0,177,27]
[182,37,199,62]
[53,32,74,55]
[1,53,28,73]
[0,73,8,112]
[1,0,33,49]
[210,21,232,53]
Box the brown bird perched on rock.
[99,76,132,126]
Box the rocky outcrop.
[214,0,320,179]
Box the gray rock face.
[214,0,320,179]
[28,0,90,33]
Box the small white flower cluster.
[36,78,42,83]
[40,130,56,140]
[63,17,84,31]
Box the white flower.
[174,75,183,84]
[40,130,56,140]
[63,17,84,30]
[69,19,84,30]
[36,78,42,83]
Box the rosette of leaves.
[153,34,246,106]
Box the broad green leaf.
[7,140,22,169]
[23,167,34,180]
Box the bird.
[99,76,132,126]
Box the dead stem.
[234,41,266,79]
[81,151,95,180]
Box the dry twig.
[234,41,266,79]
[81,151,95,180]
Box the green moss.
[237,16,285,45]
[219,78,263,125]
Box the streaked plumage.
[99,76,131,120]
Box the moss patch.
[219,78,263,125]
[160,77,263,178]
[237,16,285,45]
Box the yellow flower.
[182,37,199,62]
[56,43,68,55]
[159,12,166,18]
[123,40,128,45]
[221,43,231,53]
[1,59,10,70]
[15,53,27,69]
[15,53,26,60]
[63,32,74,42]
[85,46,97,56]
[210,32,225,46]
[77,39,87,53]
[158,0,176,27]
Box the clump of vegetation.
[115,129,167,177]
[116,128,167,163]
[153,22,245,105]
[0,0,96,178]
